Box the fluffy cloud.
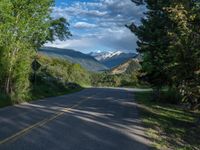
[74,22,97,29]
[47,0,146,53]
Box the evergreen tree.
[128,0,172,94]
[130,0,200,109]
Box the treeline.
[36,54,140,88]
[91,59,142,87]
[35,54,141,89]
[91,72,139,87]
[0,0,71,103]
[130,0,200,110]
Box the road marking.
[0,98,89,145]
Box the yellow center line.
[0,98,89,145]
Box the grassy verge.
[135,91,200,150]
[30,79,83,101]
[0,80,83,108]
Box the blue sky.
[46,0,145,53]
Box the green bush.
[91,72,139,87]
[37,55,91,86]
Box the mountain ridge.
[39,47,108,72]
[89,51,138,68]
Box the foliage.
[165,1,200,110]
[0,0,71,103]
[128,0,172,89]
[30,73,82,101]
[37,55,91,86]
[30,54,88,100]
[0,54,86,107]
[130,0,200,110]
[91,72,139,87]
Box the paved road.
[0,88,151,150]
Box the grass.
[0,79,83,108]
[135,91,200,150]
[30,79,83,101]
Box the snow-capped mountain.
[89,51,123,61]
[39,47,108,72]
[89,51,138,68]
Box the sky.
[45,0,146,53]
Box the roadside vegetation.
[129,1,200,110]
[0,0,71,105]
[36,54,91,86]
[0,54,88,108]
[129,1,200,149]
[91,72,139,87]
[30,55,88,100]
[135,91,200,150]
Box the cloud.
[74,22,97,29]
[47,0,146,53]
[46,27,138,53]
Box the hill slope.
[39,47,108,72]
[110,59,141,75]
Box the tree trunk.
[5,75,11,94]
[4,47,19,95]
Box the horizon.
[42,46,137,54]
[45,0,146,53]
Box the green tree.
[0,0,71,102]
[166,1,200,109]
[130,0,200,109]
[128,0,172,95]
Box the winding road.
[0,88,151,150]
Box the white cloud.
[48,0,146,53]
[74,22,97,29]
[46,26,137,53]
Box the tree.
[0,0,71,102]
[166,1,200,109]
[127,0,173,95]
[130,0,200,109]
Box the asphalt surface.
[0,88,151,150]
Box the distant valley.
[39,47,108,72]
[39,47,138,72]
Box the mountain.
[89,51,123,61]
[39,47,108,72]
[110,58,141,75]
[89,51,137,68]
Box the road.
[0,88,151,150]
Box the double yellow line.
[0,98,89,145]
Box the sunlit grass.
[135,92,200,150]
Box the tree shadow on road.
[0,88,154,150]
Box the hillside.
[39,47,108,72]
[31,54,91,99]
[110,59,141,75]
[35,54,91,86]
